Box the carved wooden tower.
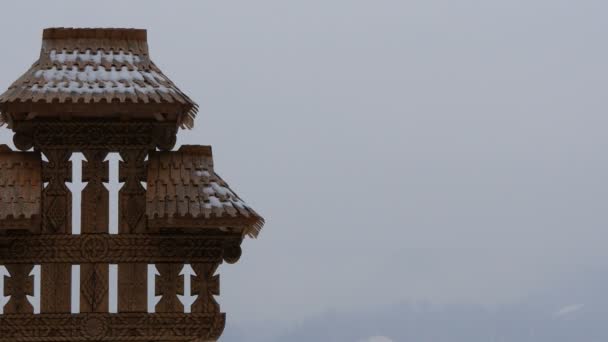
[0,28,264,341]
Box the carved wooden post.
[40,149,72,314]
[80,150,110,313]
[155,264,185,312]
[191,263,220,314]
[118,149,149,313]
[3,265,34,314]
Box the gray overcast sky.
[1,0,608,339]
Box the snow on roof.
[146,145,264,238]
[0,28,198,129]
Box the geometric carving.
[41,149,72,234]
[3,264,34,314]
[155,264,185,312]
[80,264,109,313]
[0,234,238,264]
[0,312,225,341]
[119,149,149,234]
[13,121,178,151]
[191,263,220,314]
[81,150,109,234]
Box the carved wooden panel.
[81,150,109,234]
[79,149,110,312]
[41,149,72,234]
[80,263,109,313]
[117,263,147,312]
[3,264,34,314]
[155,263,185,312]
[12,121,178,151]
[119,149,149,234]
[40,263,71,313]
[0,312,225,341]
[40,148,73,315]
[0,233,237,264]
[191,263,221,314]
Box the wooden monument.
[0,28,264,341]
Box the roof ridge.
[43,28,147,40]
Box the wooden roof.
[0,146,41,231]
[146,146,264,237]
[0,28,198,128]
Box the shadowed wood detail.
[117,263,147,312]
[0,150,42,233]
[191,263,220,314]
[81,150,109,234]
[40,263,71,313]
[0,312,226,341]
[80,264,109,313]
[155,264,185,312]
[80,150,110,313]
[119,149,149,234]
[0,233,234,264]
[12,121,178,151]
[3,264,34,314]
[40,148,72,315]
[41,149,72,234]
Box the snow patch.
[49,49,142,64]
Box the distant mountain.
[222,267,608,342]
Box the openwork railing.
[0,127,248,341]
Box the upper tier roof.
[0,28,198,128]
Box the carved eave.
[146,145,265,238]
[10,120,178,151]
[0,146,42,233]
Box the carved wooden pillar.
[117,149,149,313]
[3,264,34,314]
[191,263,220,314]
[80,150,110,313]
[40,148,72,313]
[119,149,148,234]
[41,149,72,234]
[155,263,184,312]
[82,150,109,234]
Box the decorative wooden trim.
[0,233,241,264]
[12,121,178,151]
[3,264,34,314]
[81,150,109,234]
[119,149,149,233]
[80,263,109,313]
[41,149,72,234]
[191,263,221,314]
[155,264,185,312]
[0,312,225,341]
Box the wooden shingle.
[146,145,264,237]
[0,146,42,232]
